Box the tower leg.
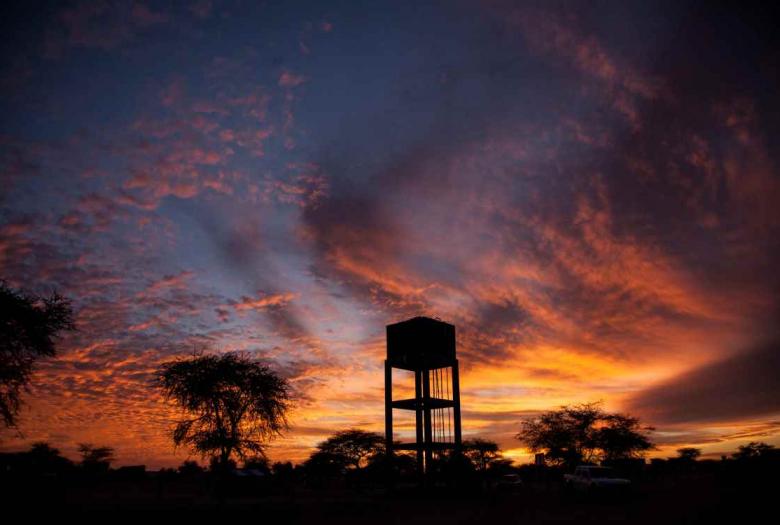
[384,360,393,455]
[452,360,462,450]
[415,368,424,475]
[422,367,433,474]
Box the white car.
[563,466,631,493]
[495,473,524,491]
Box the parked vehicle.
[495,473,524,491]
[563,466,631,494]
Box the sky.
[1,0,779,468]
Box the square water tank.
[386,316,455,370]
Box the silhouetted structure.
[385,317,462,475]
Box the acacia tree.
[178,460,204,475]
[733,441,775,460]
[462,438,503,471]
[598,412,654,461]
[517,402,653,468]
[676,447,702,461]
[313,429,385,470]
[0,281,75,427]
[157,353,291,468]
[78,443,115,473]
[303,450,348,479]
[27,442,74,473]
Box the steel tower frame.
[385,317,462,474]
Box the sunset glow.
[1,1,778,468]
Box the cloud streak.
[626,340,780,425]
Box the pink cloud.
[496,7,661,129]
[144,271,195,294]
[160,78,185,108]
[278,70,308,88]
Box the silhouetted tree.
[178,460,205,476]
[462,438,503,471]
[517,402,653,468]
[441,450,478,486]
[733,441,775,460]
[157,352,291,469]
[27,442,73,474]
[598,413,654,461]
[487,457,516,476]
[0,282,74,427]
[272,460,294,475]
[209,456,237,472]
[365,449,418,480]
[676,447,702,461]
[29,441,62,460]
[303,450,346,480]
[386,451,418,477]
[313,429,385,470]
[243,455,270,472]
[78,443,115,473]
[272,460,295,482]
[517,403,600,467]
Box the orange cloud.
[232,292,297,312]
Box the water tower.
[385,316,462,474]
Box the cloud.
[625,340,780,425]
[43,1,168,57]
[142,271,196,295]
[488,3,661,130]
[278,70,308,88]
[231,292,297,312]
[264,163,329,207]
